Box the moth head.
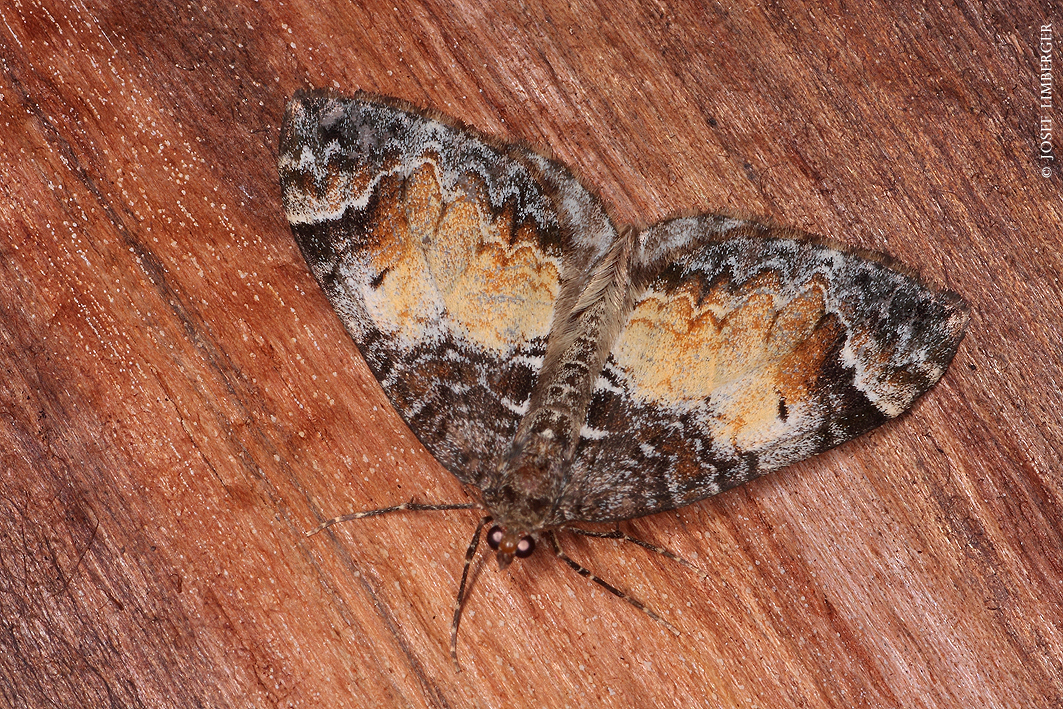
[486,524,535,569]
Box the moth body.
[280,89,969,657]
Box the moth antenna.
[304,502,477,536]
[451,515,492,672]
[547,531,680,637]
[565,526,709,581]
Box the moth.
[278,89,969,666]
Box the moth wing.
[557,216,969,523]
[278,90,617,489]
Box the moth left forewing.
[279,91,619,489]
[557,216,969,524]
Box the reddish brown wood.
[0,1,1060,707]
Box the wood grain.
[1,1,1060,707]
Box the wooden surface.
[1,0,1060,707]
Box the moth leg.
[304,501,478,536]
[451,515,492,673]
[565,526,708,581]
[547,531,680,636]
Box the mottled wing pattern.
[557,216,970,523]
[278,90,616,489]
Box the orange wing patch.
[611,274,844,454]
[365,162,560,354]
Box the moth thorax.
[484,449,567,532]
[481,476,554,531]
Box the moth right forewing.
[555,216,968,524]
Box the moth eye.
[515,536,535,558]
[487,525,504,550]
